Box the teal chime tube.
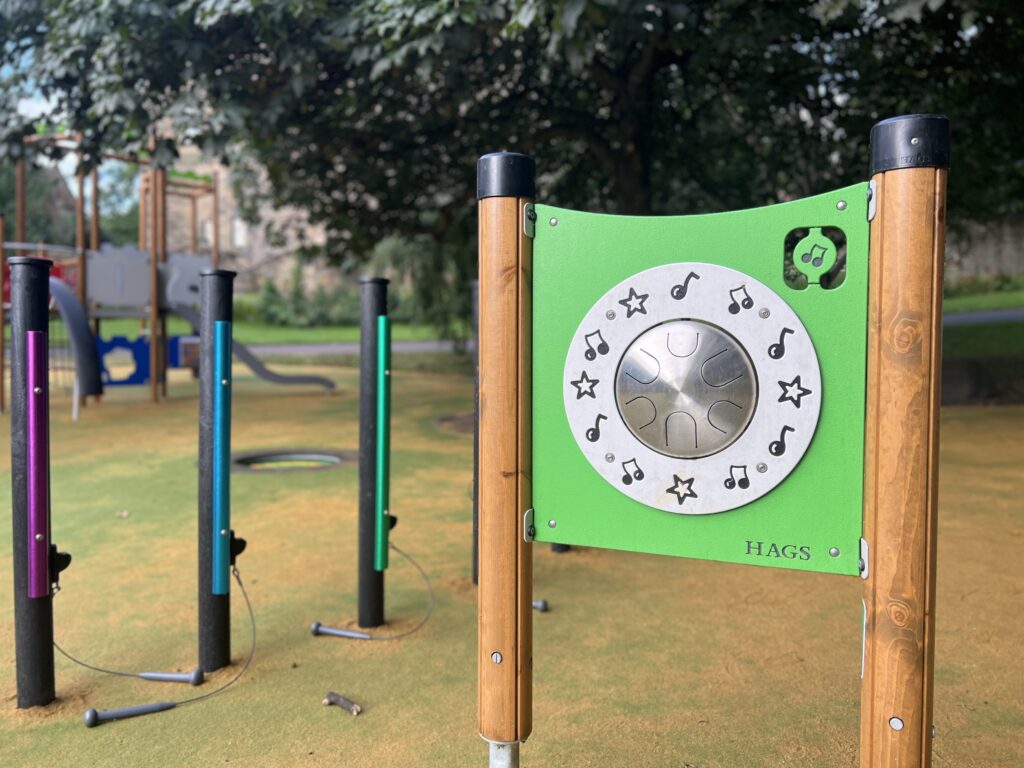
[211,320,232,594]
[374,315,391,572]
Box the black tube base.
[198,270,236,672]
[358,278,388,628]
[9,257,56,707]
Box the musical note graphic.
[802,243,829,267]
[620,458,645,485]
[670,271,701,300]
[727,285,754,315]
[724,464,750,490]
[768,327,794,360]
[585,414,607,443]
[769,425,795,456]
[583,330,610,361]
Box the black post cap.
[869,114,950,176]
[7,257,53,269]
[477,152,536,200]
[200,269,237,278]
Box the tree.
[2,1,1020,331]
[0,163,76,246]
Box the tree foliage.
[2,0,1020,330]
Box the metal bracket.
[867,180,877,222]
[523,508,535,542]
[859,537,869,580]
[523,203,536,238]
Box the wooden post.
[75,166,87,305]
[15,160,27,244]
[90,167,100,249]
[860,114,949,768]
[211,171,220,268]
[90,168,101,337]
[138,172,148,250]
[190,196,198,252]
[477,153,534,764]
[0,215,5,414]
[156,167,168,397]
[148,167,161,403]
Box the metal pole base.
[489,742,520,768]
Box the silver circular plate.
[615,320,758,459]
[563,262,822,515]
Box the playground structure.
[0,131,333,411]
[7,258,251,722]
[476,114,950,767]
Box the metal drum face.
[615,321,757,459]
[563,262,822,516]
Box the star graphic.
[617,287,649,318]
[570,371,599,399]
[777,375,812,408]
[666,474,698,505]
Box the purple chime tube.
[26,330,50,599]
[9,255,63,708]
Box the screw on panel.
[606,310,616,320]
[756,463,767,473]
[604,453,615,463]
[758,308,770,319]
[491,651,503,664]
[889,716,904,731]
[35,533,44,541]
[220,529,229,536]
[549,217,558,227]
[33,386,42,394]
[221,379,229,386]
[910,137,920,145]
[836,200,847,211]
[829,547,840,557]
[547,520,557,529]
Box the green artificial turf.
[1,367,1021,767]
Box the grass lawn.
[944,289,1024,314]
[92,317,444,346]
[942,322,1024,361]
[0,364,1021,767]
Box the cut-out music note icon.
[583,330,610,361]
[724,464,750,490]
[802,243,829,267]
[768,327,794,360]
[585,414,606,443]
[769,425,795,456]
[727,285,754,315]
[670,272,700,300]
[621,458,645,485]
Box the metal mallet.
[310,621,372,640]
[83,702,177,728]
[137,669,204,686]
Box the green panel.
[532,184,869,576]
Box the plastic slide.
[171,305,335,391]
[49,278,104,397]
